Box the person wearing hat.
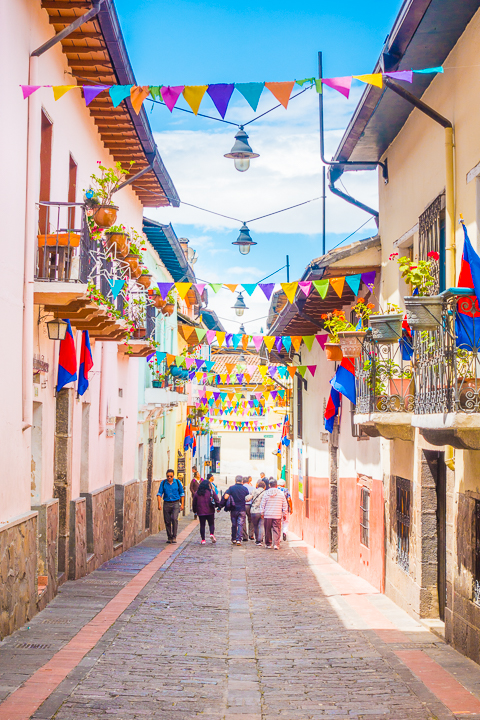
[278,478,293,541]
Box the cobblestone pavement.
[1,514,480,719]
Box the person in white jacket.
[260,479,288,550]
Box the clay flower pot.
[132,265,142,279]
[338,331,365,358]
[162,303,175,317]
[154,295,166,309]
[125,253,139,271]
[369,313,403,342]
[137,274,152,289]
[325,342,343,362]
[93,205,119,228]
[133,328,146,339]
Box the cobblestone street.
[1,515,480,720]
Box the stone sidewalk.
[1,514,480,719]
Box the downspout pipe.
[383,77,456,470]
[318,51,386,224]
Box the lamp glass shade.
[234,158,250,172]
[47,318,68,341]
[232,222,257,255]
[232,292,248,317]
[238,243,251,255]
[235,307,245,317]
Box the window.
[360,487,370,547]
[419,194,445,293]
[396,476,411,572]
[39,110,53,234]
[250,438,265,460]
[67,154,77,229]
[296,375,303,438]
[212,437,221,448]
[474,500,480,606]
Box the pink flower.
[428,251,440,260]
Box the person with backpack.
[192,478,219,544]
[157,469,185,544]
[247,480,266,545]
[260,478,288,550]
[222,475,249,546]
[278,478,293,541]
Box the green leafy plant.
[321,310,354,343]
[393,252,439,296]
[352,298,377,327]
[88,161,134,205]
[105,224,128,234]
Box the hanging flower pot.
[369,313,403,342]
[162,303,175,317]
[325,343,343,362]
[132,328,146,339]
[404,295,443,330]
[338,331,365,358]
[93,205,119,228]
[125,254,139,272]
[154,295,166,309]
[132,264,142,279]
[137,274,152,289]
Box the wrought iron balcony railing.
[36,202,95,283]
[356,291,480,417]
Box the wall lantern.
[47,318,68,341]
[224,126,259,172]
[232,223,257,255]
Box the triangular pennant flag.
[195,283,206,295]
[52,85,78,101]
[175,282,192,300]
[361,271,376,288]
[291,336,302,352]
[21,85,42,99]
[156,282,173,300]
[413,67,444,74]
[312,279,329,298]
[241,284,257,296]
[242,335,249,350]
[263,336,276,352]
[384,70,413,83]
[149,86,163,100]
[109,85,132,107]
[264,81,295,109]
[206,330,216,345]
[307,365,317,378]
[296,78,315,86]
[297,366,307,378]
[280,282,298,304]
[353,74,383,89]
[302,335,315,351]
[224,284,237,292]
[183,85,208,114]
[156,351,166,364]
[235,82,265,111]
[330,276,345,298]
[232,334,242,349]
[216,332,226,347]
[316,334,329,350]
[275,337,283,353]
[166,353,175,366]
[298,281,312,297]
[107,278,125,301]
[196,328,207,342]
[83,85,110,106]
[226,363,236,374]
[282,336,292,353]
[175,355,184,366]
[209,283,223,293]
[322,76,352,99]
[345,274,361,296]
[258,283,275,300]
[161,85,185,112]
[207,83,235,118]
[252,336,263,351]
[186,358,195,369]
[287,366,297,378]
[130,85,150,114]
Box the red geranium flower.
[389,252,399,260]
[428,251,440,260]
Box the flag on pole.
[456,220,480,350]
[78,330,93,396]
[324,387,341,433]
[57,319,77,392]
[330,357,356,404]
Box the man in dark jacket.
[222,475,249,546]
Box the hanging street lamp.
[232,223,257,255]
[46,318,68,341]
[224,127,259,172]
[232,292,248,317]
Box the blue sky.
[115,0,401,332]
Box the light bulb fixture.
[46,318,68,341]
[239,325,246,335]
[224,126,259,172]
[232,223,257,255]
[232,292,248,317]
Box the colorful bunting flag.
[312,279,329,299]
[53,85,77,101]
[280,282,298,304]
[207,83,235,118]
[353,73,383,89]
[109,85,132,107]
[161,85,185,112]
[183,85,209,114]
[322,76,352,98]
[130,85,150,114]
[235,82,265,111]
[330,276,345,298]
[264,81,295,108]
[258,283,275,300]
[345,274,361,296]
[175,282,192,300]
[83,85,110,105]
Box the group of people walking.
[158,467,293,549]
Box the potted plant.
[394,252,443,330]
[133,327,146,339]
[104,224,129,254]
[86,161,133,228]
[321,310,354,361]
[369,302,404,342]
[152,289,166,309]
[162,289,176,317]
[137,269,152,289]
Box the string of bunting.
[159,271,375,305]
[20,68,442,116]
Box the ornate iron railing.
[355,331,414,414]
[356,291,480,416]
[35,202,95,283]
